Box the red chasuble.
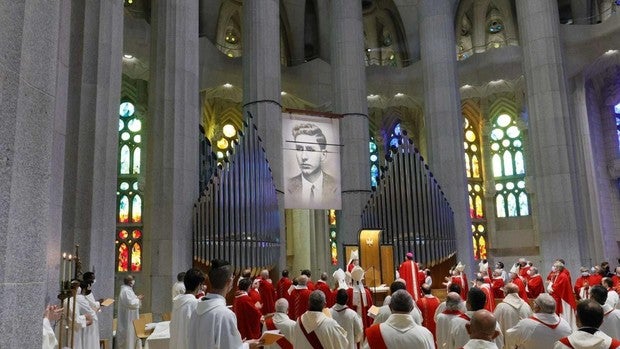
[289,288,312,320]
[233,293,262,340]
[259,278,276,315]
[512,276,529,302]
[416,295,440,341]
[551,271,576,315]
[451,274,469,300]
[527,275,544,299]
[399,259,422,300]
[492,277,505,299]
[277,277,292,301]
[315,281,335,308]
[574,276,590,300]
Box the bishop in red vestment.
[526,267,544,299]
[289,275,312,320]
[348,266,374,329]
[549,262,576,329]
[315,273,335,307]
[398,252,423,300]
[416,284,440,342]
[277,270,293,301]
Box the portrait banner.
[282,113,341,209]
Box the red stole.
[298,318,324,349]
[365,324,388,349]
[264,317,293,349]
[559,336,620,349]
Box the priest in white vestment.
[436,292,464,349]
[553,299,620,349]
[505,293,572,349]
[373,280,422,325]
[117,275,143,349]
[188,259,260,349]
[448,288,504,349]
[494,283,532,339]
[263,298,296,349]
[603,278,619,309]
[330,289,363,349]
[292,290,349,348]
[363,290,434,349]
[170,268,204,349]
[434,283,467,321]
[77,280,100,349]
[461,310,501,349]
[64,284,90,349]
[590,285,620,339]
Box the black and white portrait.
[283,114,341,209]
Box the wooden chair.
[132,316,153,343]
[161,312,172,321]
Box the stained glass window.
[370,137,379,188]
[490,113,529,217]
[387,123,402,151]
[116,100,144,272]
[615,103,620,152]
[463,116,487,260]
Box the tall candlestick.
[62,253,67,282]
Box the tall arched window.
[490,113,529,217]
[370,137,379,188]
[464,116,487,260]
[615,103,620,152]
[116,101,143,272]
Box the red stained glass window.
[131,243,142,271]
[118,243,129,272]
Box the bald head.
[446,292,462,310]
[504,283,519,295]
[298,275,308,286]
[466,310,499,341]
[260,269,269,278]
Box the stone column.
[61,0,123,339]
[0,1,62,347]
[331,0,371,247]
[571,0,591,24]
[419,1,473,269]
[146,0,199,316]
[516,1,584,271]
[242,0,285,268]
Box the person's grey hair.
[534,294,556,314]
[389,290,414,313]
[446,292,462,310]
[504,283,519,295]
[275,298,289,313]
[298,275,308,286]
[530,267,538,275]
[260,269,269,278]
[308,290,326,311]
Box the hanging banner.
[283,113,341,210]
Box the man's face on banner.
[294,134,326,179]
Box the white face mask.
[551,266,557,272]
[526,270,532,276]
[92,279,96,284]
[130,280,135,287]
[582,272,589,277]
[77,287,82,294]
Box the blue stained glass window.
[389,137,399,148]
[393,124,401,136]
[369,137,379,188]
[615,103,620,152]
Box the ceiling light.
[395,93,404,97]
[123,54,134,59]
[281,91,287,96]
[223,83,232,88]
[222,124,237,138]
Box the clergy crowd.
[42,253,620,349]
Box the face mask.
[92,279,96,284]
[551,266,557,272]
[77,287,82,294]
[526,270,532,276]
[582,272,589,277]
[130,280,135,287]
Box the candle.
[62,253,67,282]
[68,255,73,280]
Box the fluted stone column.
[146,0,199,316]
[242,0,286,268]
[60,0,123,339]
[516,1,584,271]
[330,0,371,248]
[0,1,62,347]
[419,1,473,269]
